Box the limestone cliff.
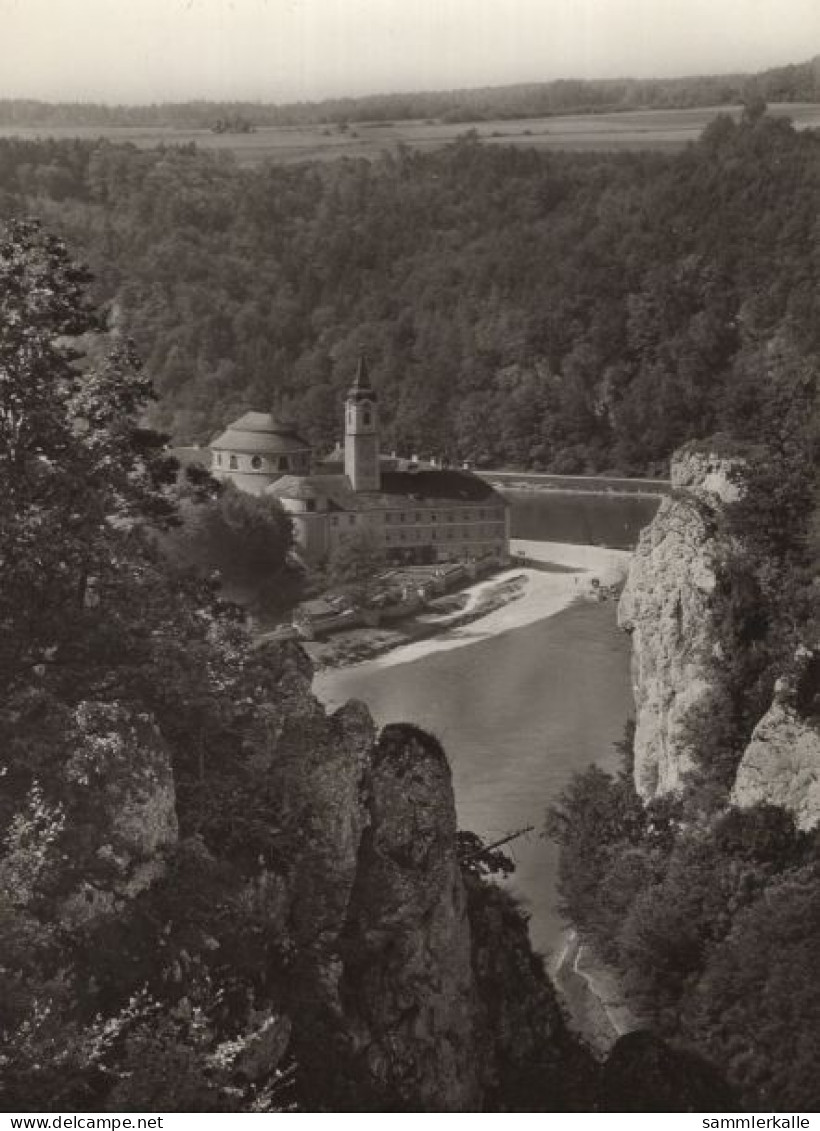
[731,663,820,831]
[619,445,819,831]
[617,449,732,798]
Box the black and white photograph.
[0,0,818,1116]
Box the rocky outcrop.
[336,725,481,1111]
[0,636,581,1110]
[469,886,588,1110]
[731,690,820,831]
[246,643,577,1111]
[248,642,377,976]
[250,670,479,1109]
[617,449,738,797]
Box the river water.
[315,491,657,958]
[508,489,659,549]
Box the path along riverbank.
[551,929,644,1056]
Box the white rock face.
[670,448,744,505]
[616,448,746,799]
[731,701,820,830]
[618,491,717,798]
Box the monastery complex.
[210,357,511,565]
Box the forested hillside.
[0,109,817,474]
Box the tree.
[681,867,820,1110]
[325,528,386,606]
[0,219,181,698]
[545,761,650,954]
[0,220,296,1110]
[162,482,294,607]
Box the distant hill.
[0,56,818,130]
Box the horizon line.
[0,53,815,111]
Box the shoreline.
[303,572,529,671]
[312,539,631,682]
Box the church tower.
[344,355,380,492]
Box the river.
[507,488,660,549]
[314,491,655,959]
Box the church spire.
[348,352,374,398]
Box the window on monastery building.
[447,513,454,523]
[331,516,339,526]
[399,513,405,522]
[306,499,316,513]
[251,456,262,470]
[386,533,392,542]
[386,512,392,523]
[214,453,222,467]
[278,457,288,471]
[229,455,238,470]
[399,532,406,541]
[431,531,437,541]
[415,512,421,522]
[431,512,437,522]
[349,515,356,526]
[363,409,372,427]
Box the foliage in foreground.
[0,219,301,1111]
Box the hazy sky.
[1,0,818,104]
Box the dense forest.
[0,105,817,475]
[0,55,818,128]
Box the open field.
[1,103,818,166]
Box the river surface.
[316,601,632,957]
[315,492,645,959]
[506,488,660,549]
